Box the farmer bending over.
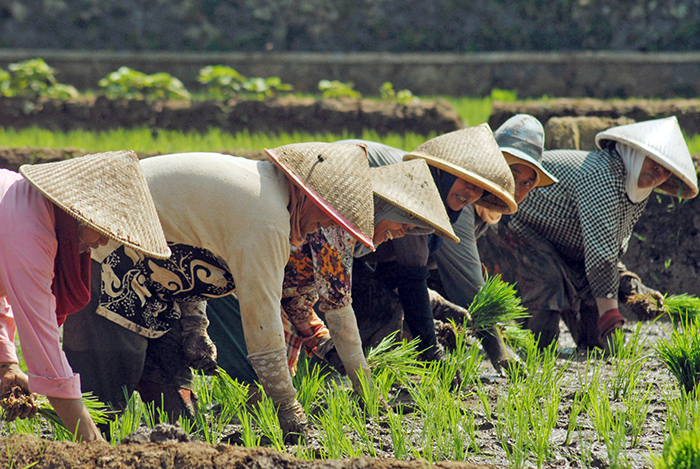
[0,151,169,441]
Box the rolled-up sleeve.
[0,181,81,399]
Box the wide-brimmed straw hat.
[403,124,518,214]
[595,116,699,199]
[265,142,374,248]
[20,150,170,258]
[494,114,558,187]
[370,159,459,243]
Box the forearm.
[595,297,618,316]
[47,396,103,441]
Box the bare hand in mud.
[626,293,666,321]
[0,385,39,421]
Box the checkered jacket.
[510,147,647,299]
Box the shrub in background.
[98,66,191,101]
[380,82,418,104]
[318,80,362,99]
[0,58,78,99]
[198,65,292,100]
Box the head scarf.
[428,165,461,223]
[353,197,433,258]
[288,183,319,246]
[616,142,654,204]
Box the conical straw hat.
[20,150,170,259]
[265,142,374,248]
[404,124,518,214]
[494,114,558,187]
[595,116,698,199]
[370,159,459,243]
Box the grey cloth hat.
[494,114,558,187]
[595,116,699,199]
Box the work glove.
[618,272,665,320]
[324,305,372,396]
[0,363,39,421]
[428,289,473,328]
[249,348,309,442]
[179,301,219,375]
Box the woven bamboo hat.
[596,116,699,199]
[19,150,170,259]
[403,124,518,214]
[265,142,374,248]
[494,114,557,187]
[371,159,459,243]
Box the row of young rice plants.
[4,310,700,467]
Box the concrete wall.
[1,50,699,99]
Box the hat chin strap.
[616,143,654,204]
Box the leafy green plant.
[656,316,700,393]
[197,65,247,99]
[198,66,292,100]
[251,386,286,452]
[0,58,78,99]
[380,82,418,104]
[99,67,191,101]
[318,80,362,99]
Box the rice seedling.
[467,274,529,336]
[0,126,433,155]
[314,382,359,459]
[365,332,426,384]
[608,323,648,400]
[386,406,409,460]
[494,341,564,468]
[192,371,235,445]
[292,355,330,414]
[450,318,486,385]
[663,384,700,437]
[108,391,149,444]
[587,386,631,469]
[656,316,700,393]
[623,383,653,447]
[236,407,261,448]
[250,386,286,452]
[663,293,700,321]
[650,426,700,469]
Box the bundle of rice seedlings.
[468,274,528,333]
[626,293,664,320]
[366,332,426,382]
[663,294,700,321]
[655,317,700,394]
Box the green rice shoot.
[663,293,700,320]
[655,316,700,394]
[468,274,529,333]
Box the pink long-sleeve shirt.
[0,169,81,399]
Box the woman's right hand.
[0,362,30,397]
[47,396,105,442]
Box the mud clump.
[0,386,39,422]
[0,434,492,469]
[626,293,665,321]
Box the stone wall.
[2,1,699,53]
[0,50,699,99]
